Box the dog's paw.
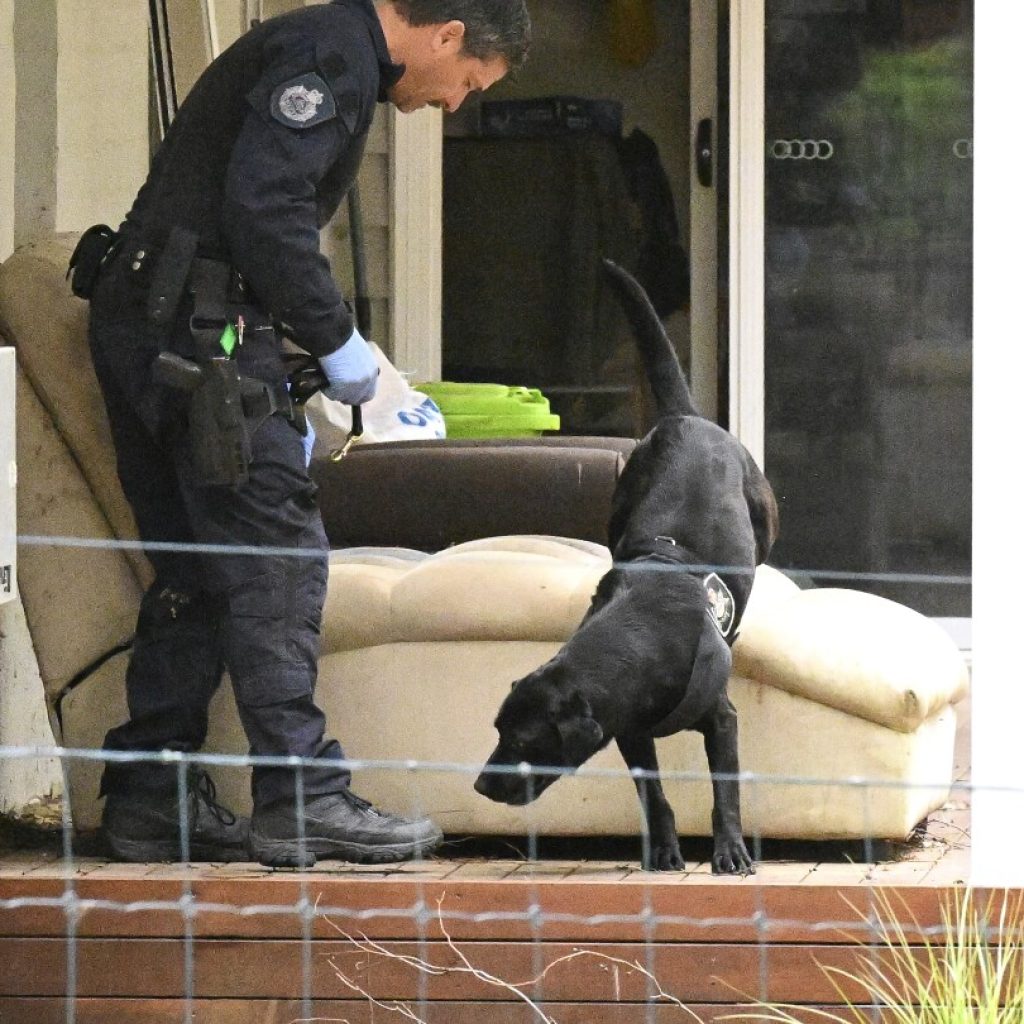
[643,840,685,872]
[712,835,756,876]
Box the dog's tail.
[601,258,698,419]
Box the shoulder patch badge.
[703,572,736,639]
[270,72,337,129]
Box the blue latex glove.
[318,326,379,406]
[301,417,316,467]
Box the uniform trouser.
[88,261,350,810]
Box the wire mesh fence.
[0,741,986,1024]
[0,531,977,1022]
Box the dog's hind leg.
[699,694,755,875]
[616,733,684,871]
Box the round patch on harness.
[271,73,337,128]
[703,572,736,638]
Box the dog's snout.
[474,762,507,801]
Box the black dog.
[474,260,779,873]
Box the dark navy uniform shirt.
[122,0,403,357]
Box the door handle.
[695,117,714,187]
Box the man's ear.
[435,19,466,52]
[556,691,605,767]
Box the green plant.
[719,889,1024,1024]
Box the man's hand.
[318,327,379,405]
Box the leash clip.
[329,405,364,461]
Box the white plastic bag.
[305,342,445,453]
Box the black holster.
[152,250,251,489]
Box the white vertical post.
[729,0,765,466]
[389,105,444,383]
[200,0,220,59]
[689,0,718,421]
[0,348,15,608]
[971,1,1024,887]
[0,348,61,811]
[242,0,263,33]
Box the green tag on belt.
[219,323,238,356]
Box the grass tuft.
[718,889,1024,1024]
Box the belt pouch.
[67,224,119,299]
[147,226,199,325]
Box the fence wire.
[0,535,979,1023]
[0,744,986,1023]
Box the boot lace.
[187,768,237,827]
[340,787,383,818]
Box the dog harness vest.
[642,536,737,639]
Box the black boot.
[249,789,443,868]
[101,768,249,863]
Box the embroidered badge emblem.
[269,73,337,129]
[703,572,736,638]
[279,84,324,123]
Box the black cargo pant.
[88,244,350,809]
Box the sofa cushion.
[323,536,611,652]
[14,367,141,700]
[0,235,151,590]
[325,542,968,731]
[325,650,959,841]
[734,587,970,733]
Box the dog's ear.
[743,462,780,565]
[556,691,605,766]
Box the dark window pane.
[764,0,972,616]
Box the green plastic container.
[416,382,560,439]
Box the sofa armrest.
[310,436,636,550]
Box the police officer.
[83,0,530,867]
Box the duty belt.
[123,227,250,326]
[147,229,282,488]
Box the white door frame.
[688,0,719,422]
[728,0,765,467]
[388,105,444,383]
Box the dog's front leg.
[700,695,755,875]
[616,733,684,871]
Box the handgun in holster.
[156,347,251,489]
[151,245,251,489]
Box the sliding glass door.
[761,0,973,618]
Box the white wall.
[11,0,57,249]
[54,0,149,232]
[5,0,148,249]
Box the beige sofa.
[2,235,969,842]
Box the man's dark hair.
[391,1,531,69]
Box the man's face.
[388,21,508,114]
